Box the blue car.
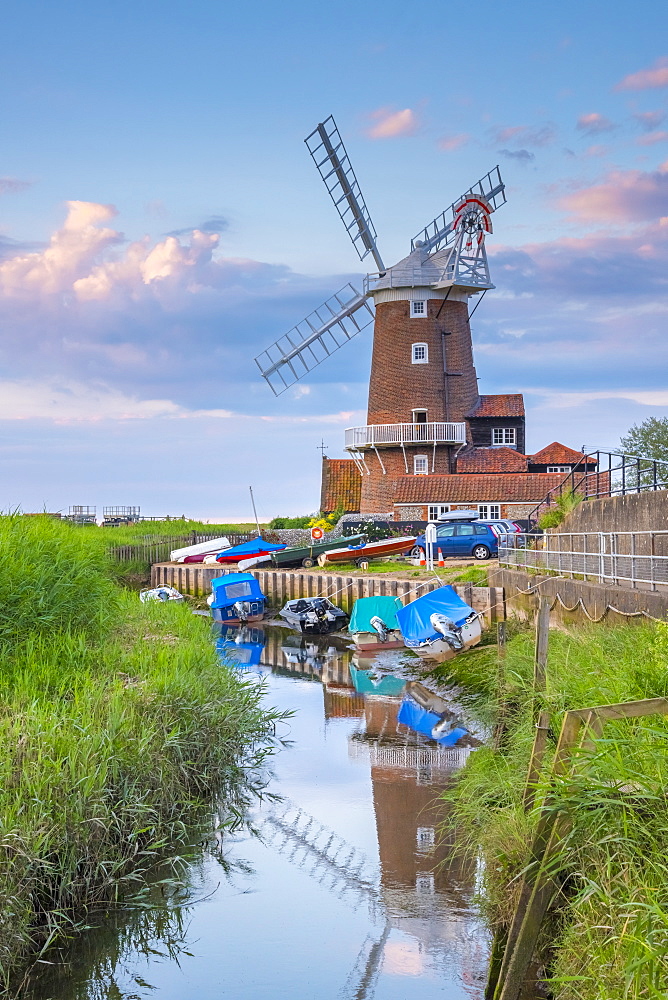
[412,521,498,561]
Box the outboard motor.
[233,601,251,623]
[429,612,464,651]
[369,615,389,643]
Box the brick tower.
[346,239,488,514]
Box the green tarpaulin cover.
[349,595,403,634]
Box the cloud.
[633,110,665,131]
[437,133,470,152]
[366,107,417,139]
[167,215,228,237]
[576,113,616,135]
[584,144,610,157]
[0,177,32,196]
[559,163,668,222]
[493,124,555,147]
[499,148,535,164]
[616,57,668,91]
[637,131,668,146]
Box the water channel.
[26,623,490,1000]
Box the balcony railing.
[345,422,467,449]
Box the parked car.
[411,521,498,561]
[481,519,522,536]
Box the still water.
[27,624,489,1000]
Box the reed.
[0,515,279,992]
[438,620,668,999]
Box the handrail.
[344,421,467,448]
[529,450,668,522]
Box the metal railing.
[499,531,668,590]
[531,450,668,521]
[345,421,467,449]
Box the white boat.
[170,536,230,563]
[139,586,185,603]
[396,585,481,663]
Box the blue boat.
[397,696,468,746]
[207,572,268,624]
[396,585,481,662]
[215,537,286,564]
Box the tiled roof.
[393,473,567,504]
[320,459,362,513]
[466,394,525,418]
[529,442,596,465]
[457,447,528,474]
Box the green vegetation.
[620,415,668,464]
[438,619,668,999]
[268,515,312,529]
[538,489,583,529]
[0,515,278,992]
[319,559,488,585]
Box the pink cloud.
[493,124,555,147]
[616,57,668,91]
[366,107,417,139]
[637,131,668,146]
[576,113,615,135]
[559,163,668,223]
[437,133,470,151]
[633,110,665,131]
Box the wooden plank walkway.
[150,563,505,626]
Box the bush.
[268,516,312,529]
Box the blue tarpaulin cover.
[216,537,286,561]
[349,595,403,634]
[395,585,474,643]
[210,573,266,609]
[397,696,468,746]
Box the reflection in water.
[23,624,488,1000]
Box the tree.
[620,417,668,463]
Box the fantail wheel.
[453,195,493,251]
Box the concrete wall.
[490,566,668,623]
[558,489,668,534]
[151,562,504,627]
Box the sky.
[2,0,668,519]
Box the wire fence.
[109,532,254,564]
[499,531,668,590]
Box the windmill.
[254,115,506,396]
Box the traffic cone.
[437,548,444,567]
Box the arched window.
[413,454,429,475]
[412,342,428,364]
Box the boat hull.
[408,617,482,662]
[350,629,404,651]
[211,602,266,626]
[320,536,415,565]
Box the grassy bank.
[435,619,668,999]
[0,515,279,992]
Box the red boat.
[318,535,415,566]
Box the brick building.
[319,220,594,522]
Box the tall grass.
[437,619,668,999]
[0,515,279,992]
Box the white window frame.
[411,342,428,364]
[428,504,450,520]
[492,427,516,446]
[410,300,427,318]
[478,504,501,520]
[547,465,571,473]
[413,454,429,476]
[412,408,428,423]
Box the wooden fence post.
[534,597,550,698]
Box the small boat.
[207,572,267,624]
[243,533,366,570]
[139,585,185,603]
[170,537,230,563]
[348,595,404,651]
[215,536,286,564]
[396,585,481,662]
[215,624,266,669]
[279,596,348,634]
[319,535,415,566]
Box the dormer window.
[410,300,427,318]
[411,342,428,364]
[492,427,516,446]
[547,465,571,473]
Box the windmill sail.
[411,166,506,254]
[305,116,385,272]
[254,283,373,395]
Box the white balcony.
[345,422,467,450]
